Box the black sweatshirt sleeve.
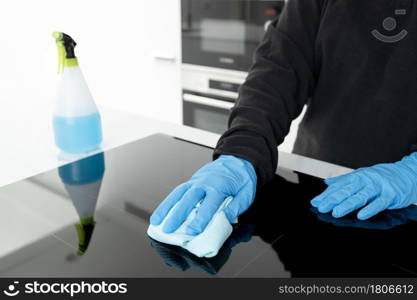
[213,0,325,186]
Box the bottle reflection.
[58,152,105,256]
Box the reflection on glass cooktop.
[0,134,416,278]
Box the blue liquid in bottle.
[53,113,102,154]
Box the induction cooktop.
[0,134,416,278]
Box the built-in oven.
[181,0,286,134]
[183,92,234,134]
[182,63,247,134]
[181,0,285,71]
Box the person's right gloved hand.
[150,155,257,236]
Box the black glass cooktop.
[0,134,416,278]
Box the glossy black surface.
[0,134,416,278]
[240,175,417,277]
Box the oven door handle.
[183,93,235,110]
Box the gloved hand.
[150,155,257,235]
[311,153,417,220]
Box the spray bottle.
[52,32,102,154]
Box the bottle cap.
[52,31,79,73]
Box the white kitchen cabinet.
[86,0,183,124]
[111,0,183,124]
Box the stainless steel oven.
[181,0,286,134]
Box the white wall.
[0,0,182,124]
[0,0,301,154]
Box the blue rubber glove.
[150,155,257,235]
[311,153,417,220]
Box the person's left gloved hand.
[311,153,417,220]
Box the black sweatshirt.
[214,0,417,186]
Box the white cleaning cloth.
[147,196,235,258]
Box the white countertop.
[0,105,352,188]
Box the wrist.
[218,155,257,183]
[397,152,417,175]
